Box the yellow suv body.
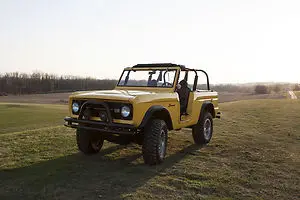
[64,63,220,165]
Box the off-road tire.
[142,119,168,165]
[76,128,104,154]
[192,112,213,144]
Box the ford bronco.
[64,63,220,165]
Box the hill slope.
[0,100,299,200]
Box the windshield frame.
[116,68,179,89]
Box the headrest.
[179,80,188,87]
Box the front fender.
[138,105,172,129]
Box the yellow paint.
[67,66,219,130]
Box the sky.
[0,0,299,84]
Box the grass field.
[0,100,299,199]
[0,103,67,134]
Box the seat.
[177,80,190,115]
[148,79,157,87]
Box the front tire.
[192,112,213,144]
[76,128,104,154]
[142,119,168,165]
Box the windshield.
[117,69,177,88]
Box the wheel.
[192,112,213,144]
[76,128,104,154]
[142,119,168,165]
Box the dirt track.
[288,91,298,99]
[0,93,71,104]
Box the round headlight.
[72,102,80,113]
[121,106,131,118]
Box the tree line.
[0,71,298,95]
[0,72,117,95]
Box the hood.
[70,90,154,101]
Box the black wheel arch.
[139,106,173,130]
[200,102,215,119]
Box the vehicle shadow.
[0,143,202,200]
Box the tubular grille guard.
[78,101,113,124]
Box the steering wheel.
[162,82,172,87]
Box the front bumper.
[64,117,137,135]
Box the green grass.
[0,100,299,200]
[0,103,67,134]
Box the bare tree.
[0,72,117,95]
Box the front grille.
[72,100,133,120]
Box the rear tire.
[142,119,168,165]
[76,128,104,154]
[192,112,213,144]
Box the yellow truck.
[64,63,220,165]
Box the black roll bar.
[182,68,210,91]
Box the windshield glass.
[118,69,177,88]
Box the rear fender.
[199,102,215,119]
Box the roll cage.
[178,68,210,91]
[117,63,210,91]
